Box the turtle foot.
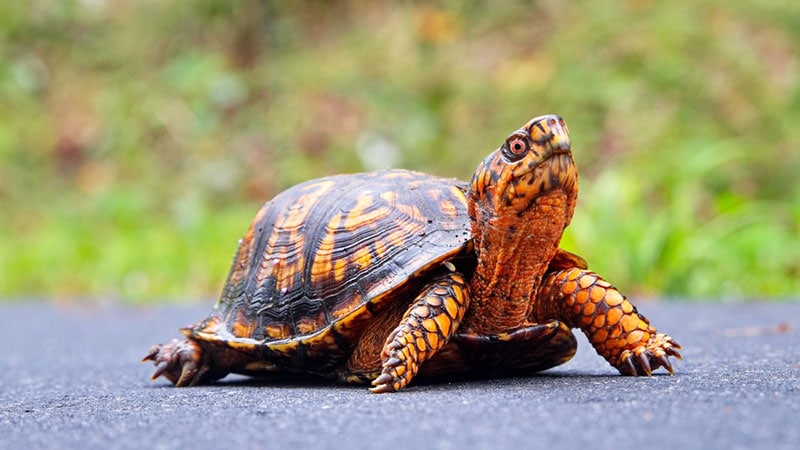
[369,272,469,393]
[142,339,209,387]
[617,333,682,376]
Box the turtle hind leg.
[418,321,577,380]
[143,338,229,387]
[368,272,471,393]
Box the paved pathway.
[1,302,798,449]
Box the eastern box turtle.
[144,114,681,392]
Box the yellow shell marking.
[333,257,348,284]
[438,199,459,219]
[232,308,255,338]
[353,246,372,270]
[449,185,467,205]
[265,323,291,339]
[254,182,336,294]
[344,194,382,229]
[331,289,363,319]
[311,214,344,285]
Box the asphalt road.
[1,301,798,450]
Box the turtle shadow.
[203,368,663,391]
[211,372,350,390]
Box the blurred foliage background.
[1,0,798,303]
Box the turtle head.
[465,115,579,332]
[468,114,578,223]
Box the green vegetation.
[1,1,798,302]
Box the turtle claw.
[369,356,405,394]
[142,345,159,363]
[665,341,683,360]
[655,354,674,375]
[623,355,637,376]
[176,360,200,387]
[151,361,169,381]
[617,333,682,376]
[370,373,396,394]
[142,339,208,387]
[637,351,652,376]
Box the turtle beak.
[527,114,571,155]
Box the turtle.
[143,114,681,393]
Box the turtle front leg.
[534,268,682,376]
[370,272,470,393]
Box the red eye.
[510,139,525,154]
[504,135,529,160]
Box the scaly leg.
[534,268,682,376]
[369,272,470,393]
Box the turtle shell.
[186,169,472,371]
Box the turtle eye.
[503,134,530,161]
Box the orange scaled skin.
[535,269,681,375]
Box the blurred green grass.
[1,0,798,303]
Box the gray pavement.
[1,301,798,450]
